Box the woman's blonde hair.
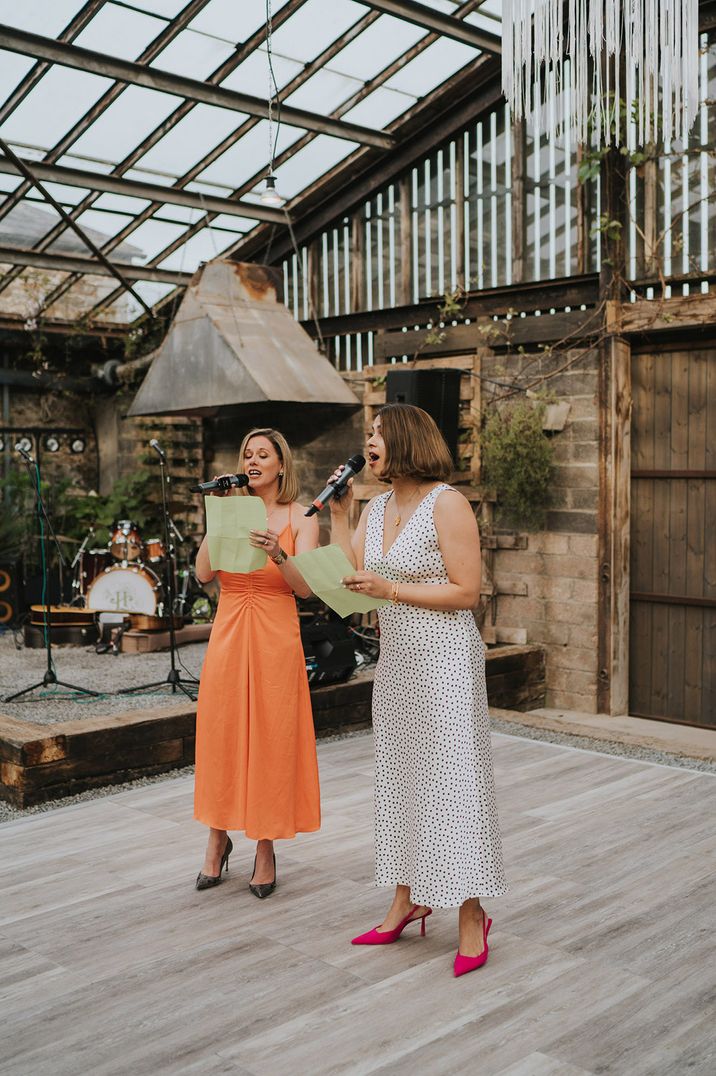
[377,403,453,482]
[236,428,300,504]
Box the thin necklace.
[392,485,423,527]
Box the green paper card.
[292,544,389,618]
[205,495,268,574]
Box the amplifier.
[301,620,356,685]
[0,560,22,625]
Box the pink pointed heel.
[351,904,432,945]
[454,911,492,977]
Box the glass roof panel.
[0,68,114,150]
[383,39,478,97]
[283,69,361,114]
[0,0,86,38]
[0,269,76,321]
[156,226,239,270]
[150,27,236,80]
[36,182,91,206]
[220,49,303,96]
[68,87,183,166]
[149,203,202,224]
[273,134,358,200]
[0,0,504,325]
[209,214,258,234]
[0,202,63,249]
[269,0,366,64]
[124,1,187,17]
[117,217,189,262]
[93,192,152,215]
[196,121,303,189]
[68,208,138,249]
[327,16,426,80]
[340,87,417,130]
[43,272,132,322]
[98,279,177,323]
[187,0,267,41]
[132,104,244,177]
[0,52,35,106]
[73,4,168,60]
[0,174,22,194]
[54,154,115,176]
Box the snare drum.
[86,563,162,615]
[109,519,143,562]
[144,537,165,562]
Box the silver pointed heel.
[195,835,233,891]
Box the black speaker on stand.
[386,367,462,461]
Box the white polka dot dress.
[364,485,508,908]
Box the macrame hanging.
[502,0,699,146]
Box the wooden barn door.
[630,347,716,726]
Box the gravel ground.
[0,719,713,826]
[0,631,208,722]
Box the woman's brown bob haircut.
[377,403,453,482]
[236,428,300,504]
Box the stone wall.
[483,347,601,713]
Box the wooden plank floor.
[1,732,715,1075]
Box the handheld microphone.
[190,473,250,494]
[149,438,166,461]
[305,454,365,516]
[15,443,34,464]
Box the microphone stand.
[5,451,98,702]
[119,442,198,700]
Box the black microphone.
[305,454,365,516]
[190,473,250,494]
[149,438,166,461]
[15,443,34,464]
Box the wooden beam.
[398,175,413,305]
[0,25,394,149]
[621,293,716,335]
[0,155,285,224]
[302,274,601,338]
[359,0,501,54]
[510,119,527,284]
[597,331,632,715]
[0,246,191,286]
[368,309,598,358]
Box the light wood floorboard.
[0,732,714,1075]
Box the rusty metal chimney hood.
[128,260,358,418]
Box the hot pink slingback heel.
[454,911,492,977]
[351,904,432,945]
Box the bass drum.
[86,563,162,615]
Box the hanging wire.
[265,0,282,172]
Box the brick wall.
[483,348,601,713]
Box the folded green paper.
[292,544,389,618]
[205,495,268,574]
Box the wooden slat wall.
[630,347,716,726]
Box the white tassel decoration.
[502,0,699,147]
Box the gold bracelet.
[390,581,400,603]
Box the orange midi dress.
[193,518,320,839]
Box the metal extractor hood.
[128,260,358,417]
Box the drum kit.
[73,520,168,616]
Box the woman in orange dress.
[193,428,320,897]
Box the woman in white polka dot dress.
[330,403,507,977]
